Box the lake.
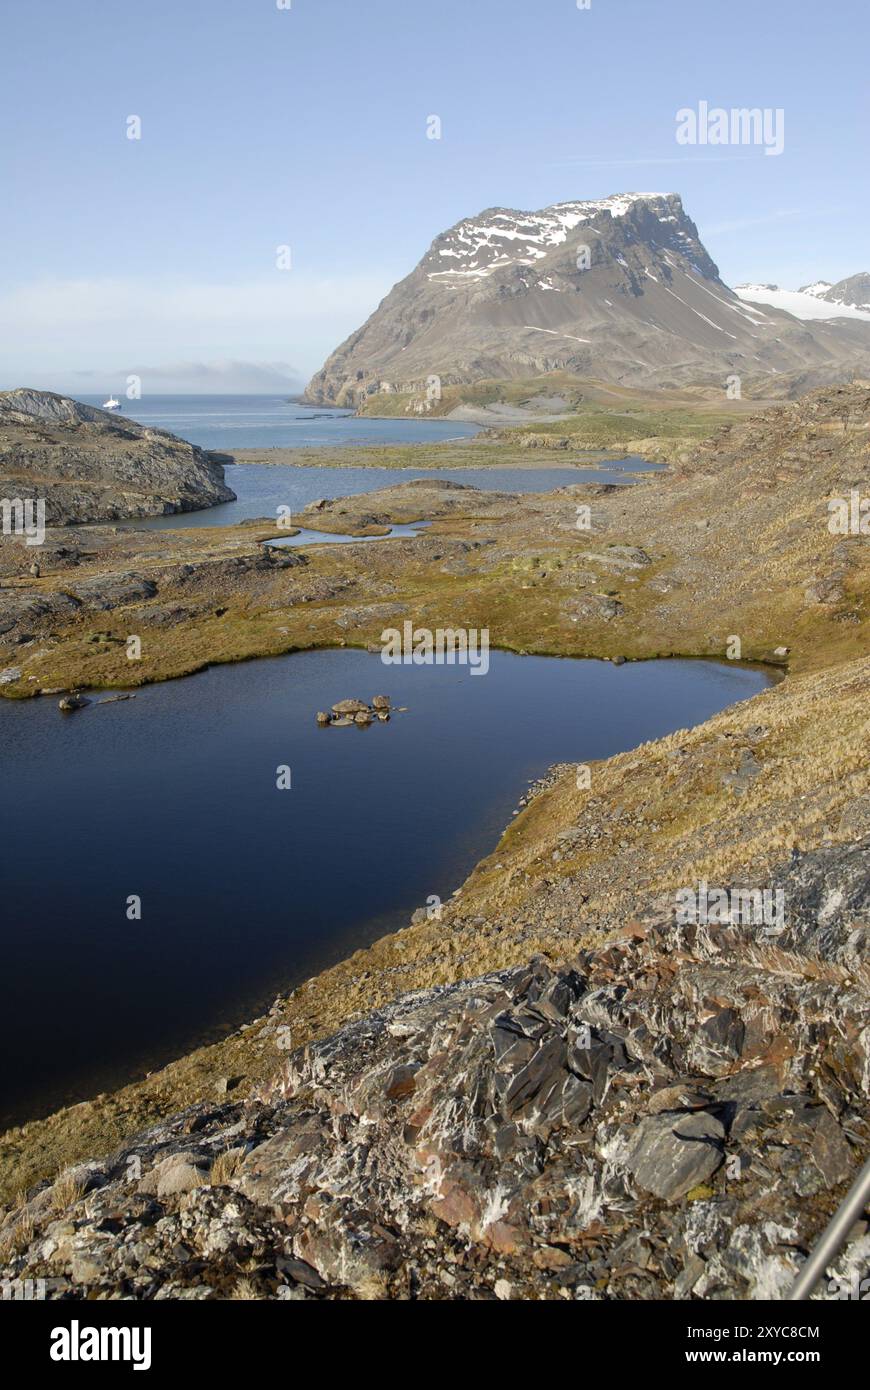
[134,461,643,529]
[0,649,772,1127]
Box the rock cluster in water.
[316,695,392,727]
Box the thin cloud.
[0,272,392,388]
[69,360,304,394]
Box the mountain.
[736,274,870,322]
[304,193,870,405]
[802,273,870,312]
[0,389,235,525]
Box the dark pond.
[0,649,771,1126]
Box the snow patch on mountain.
[736,283,870,322]
[427,192,669,282]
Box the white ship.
[102,396,120,410]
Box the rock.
[315,711,331,726]
[58,693,90,712]
[331,699,369,715]
[71,573,157,611]
[805,576,844,605]
[371,695,391,710]
[624,1111,725,1201]
[0,667,21,685]
[721,747,762,794]
[143,1156,209,1198]
[647,1085,714,1115]
[70,1250,108,1285]
[277,1256,325,1290]
[562,594,624,624]
[353,710,373,726]
[29,562,40,578]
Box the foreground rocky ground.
[0,383,867,1298]
[1,838,867,1300]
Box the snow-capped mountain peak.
[424,192,687,283]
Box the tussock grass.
[51,1169,85,1212]
[0,1211,34,1262]
[230,1276,261,1300]
[209,1148,245,1186]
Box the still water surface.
[0,649,770,1125]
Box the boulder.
[331,698,369,715]
[624,1111,725,1201]
[58,693,90,712]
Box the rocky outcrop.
[304,193,870,405]
[1,837,866,1301]
[0,389,236,524]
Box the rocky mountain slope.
[0,389,235,525]
[803,274,870,313]
[304,193,870,405]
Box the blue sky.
[1,0,867,392]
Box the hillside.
[0,389,235,525]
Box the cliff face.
[304,193,870,405]
[0,836,866,1300]
[0,389,235,524]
